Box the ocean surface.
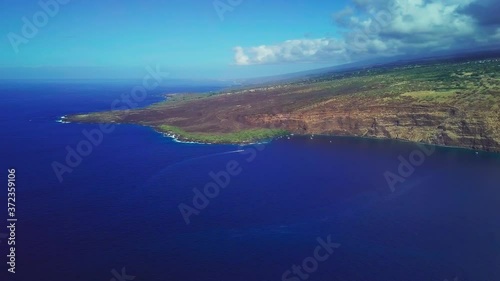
[1,80,500,281]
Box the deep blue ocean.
[1,81,500,281]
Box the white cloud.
[234,38,348,65]
[234,47,250,65]
[384,0,475,36]
[234,0,499,65]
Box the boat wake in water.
[141,149,245,189]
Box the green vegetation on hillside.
[66,56,500,151]
[158,125,288,144]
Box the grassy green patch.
[158,125,288,144]
[401,90,456,102]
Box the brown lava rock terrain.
[67,58,500,151]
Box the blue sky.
[1,0,499,80]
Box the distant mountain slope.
[68,54,500,152]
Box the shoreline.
[57,117,500,154]
[155,125,288,145]
[56,115,70,124]
[156,130,274,146]
[282,133,500,155]
[60,56,500,154]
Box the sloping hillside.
[67,58,500,152]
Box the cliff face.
[67,58,500,152]
[243,96,500,152]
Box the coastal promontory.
[67,57,500,152]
